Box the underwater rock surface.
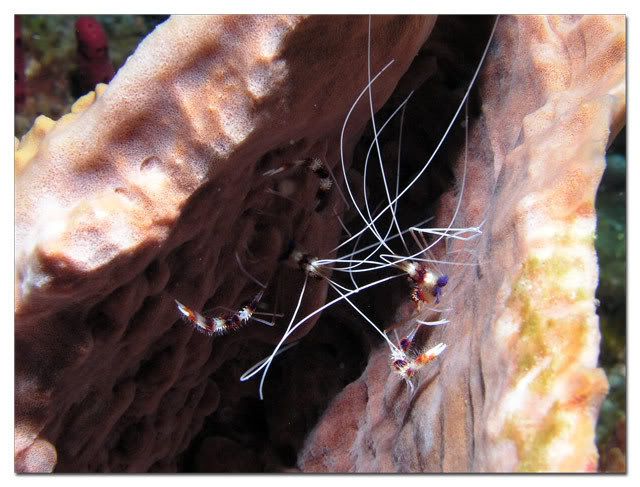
[14,15,624,473]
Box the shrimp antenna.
[235,252,267,289]
[333,16,499,255]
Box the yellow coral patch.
[71,91,97,114]
[95,83,108,97]
[15,115,55,174]
[14,85,104,175]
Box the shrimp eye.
[437,275,449,288]
[400,338,411,351]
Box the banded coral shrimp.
[262,155,347,213]
[239,16,499,401]
[174,254,288,336]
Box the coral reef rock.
[299,15,624,472]
[15,15,436,472]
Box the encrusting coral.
[15,15,624,473]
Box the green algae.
[507,145,626,471]
[505,243,601,474]
[515,402,568,472]
[510,251,589,387]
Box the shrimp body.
[398,261,448,305]
[175,291,264,337]
[392,358,417,381]
[389,330,447,389]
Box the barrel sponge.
[15,15,437,472]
